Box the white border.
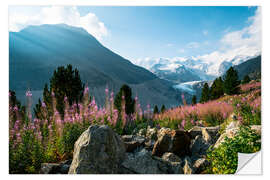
[1,0,269,180]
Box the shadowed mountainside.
[9,24,180,108]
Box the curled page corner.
[236,151,262,175]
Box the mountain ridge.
[9,24,180,108]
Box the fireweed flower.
[223,112,227,119]
[42,102,46,108]
[181,119,186,128]
[84,86,89,95]
[13,106,18,111]
[191,119,195,125]
[25,90,32,97]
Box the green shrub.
[207,126,261,174]
[58,123,83,159]
[9,130,44,174]
[234,100,261,125]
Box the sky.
[9,6,261,67]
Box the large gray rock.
[157,127,171,139]
[188,126,220,141]
[152,129,191,158]
[214,121,240,148]
[121,135,146,152]
[183,157,194,174]
[68,125,126,174]
[146,126,158,141]
[190,135,210,157]
[193,158,209,174]
[40,160,72,174]
[40,163,61,174]
[251,125,261,135]
[121,149,183,174]
[162,152,181,163]
[201,128,212,144]
[137,128,147,137]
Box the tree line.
[194,67,251,104]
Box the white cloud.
[187,42,200,49]
[166,43,173,47]
[9,6,108,41]
[220,7,261,51]
[203,30,208,36]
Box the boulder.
[40,163,61,174]
[225,121,240,132]
[190,135,210,157]
[152,132,172,157]
[144,139,155,151]
[40,160,72,174]
[214,121,240,148]
[152,129,191,158]
[182,157,194,174]
[146,126,158,141]
[68,125,126,174]
[188,126,220,141]
[251,125,261,135]
[59,160,72,174]
[157,127,171,139]
[193,158,210,174]
[137,128,147,137]
[162,152,181,163]
[121,149,183,174]
[188,126,203,138]
[121,135,146,152]
[202,128,212,144]
[171,130,192,157]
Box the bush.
[9,130,44,174]
[58,123,84,159]
[207,126,261,174]
[234,99,261,125]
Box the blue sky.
[77,6,257,60]
[9,6,260,64]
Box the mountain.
[150,63,201,83]
[9,24,180,108]
[218,61,233,75]
[146,57,214,84]
[134,54,260,84]
[173,55,261,101]
[233,55,261,80]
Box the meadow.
[9,80,261,174]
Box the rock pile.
[40,121,261,174]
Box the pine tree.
[153,105,159,114]
[200,83,210,103]
[34,65,84,118]
[242,75,251,84]
[210,77,224,100]
[114,84,135,115]
[160,104,166,113]
[192,95,197,105]
[224,67,240,95]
